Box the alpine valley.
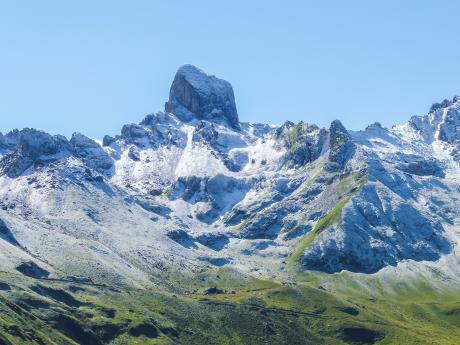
[1,65,460,345]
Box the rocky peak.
[438,105,460,144]
[165,65,240,130]
[140,112,177,127]
[0,129,114,178]
[274,121,295,138]
[0,128,69,178]
[102,134,115,147]
[428,95,460,113]
[406,96,460,145]
[429,98,454,114]
[17,128,68,158]
[365,122,383,131]
[0,129,21,151]
[328,120,355,169]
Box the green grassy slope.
[1,268,460,345]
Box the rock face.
[438,106,460,144]
[165,65,240,130]
[403,96,460,162]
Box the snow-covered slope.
[1,65,460,288]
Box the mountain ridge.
[0,65,459,288]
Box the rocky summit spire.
[165,65,240,130]
[328,120,355,169]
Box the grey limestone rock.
[0,128,69,177]
[327,120,355,170]
[70,132,113,172]
[165,65,240,130]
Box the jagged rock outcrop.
[403,96,460,162]
[406,96,460,144]
[128,146,140,161]
[429,98,453,114]
[18,128,68,159]
[0,129,69,177]
[116,113,187,149]
[0,130,113,177]
[0,129,20,152]
[276,121,328,168]
[190,121,243,172]
[192,121,219,145]
[102,134,115,147]
[438,106,460,144]
[69,133,113,172]
[165,65,240,130]
[121,124,148,142]
[327,120,355,170]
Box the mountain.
[1,65,460,344]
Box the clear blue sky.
[1,1,459,138]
